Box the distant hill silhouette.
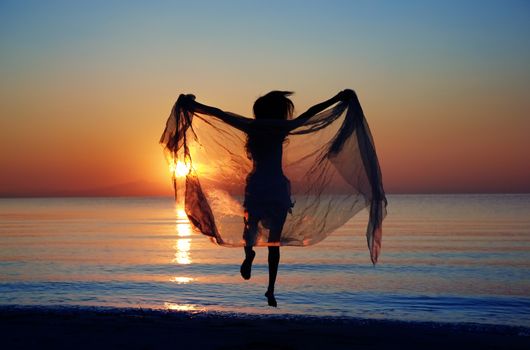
[0,180,173,197]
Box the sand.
[1,306,528,349]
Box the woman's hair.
[253,91,294,120]
[246,91,293,160]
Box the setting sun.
[169,160,191,178]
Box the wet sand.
[1,306,528,350]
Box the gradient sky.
[1,0,529,195]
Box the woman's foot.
[265,290,277,307]
[240,250,256,280]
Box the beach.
[1,306,529,350]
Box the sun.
[169,160,191,178]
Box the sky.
[1,0,529,196]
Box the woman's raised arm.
[287,89,354,130]
[179,94,252,132]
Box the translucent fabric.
[160,91,387,264]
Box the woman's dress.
[160,92,387,264]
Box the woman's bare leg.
[265,211,287,307]
[265,246,280,307]
[241,214,258,280]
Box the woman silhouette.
[161,88,384,307]
[238,90,353,306]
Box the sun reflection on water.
[171,276,195,284]
[174,207,192,265]
[164,302,205,312]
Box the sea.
[1,194,529,327]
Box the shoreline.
[1,305,528,349]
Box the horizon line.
[1,192,529,199]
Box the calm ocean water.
[0,195,529,327]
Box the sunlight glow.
[169,160,191,178]
[174,207,193,264]
[174,237,191,264]
[176,208,187,219]
[164,302,205,312]
[176,206,191,237]
[177,224,191,238]
[171,276,195,284]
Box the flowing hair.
[246,91,294,160]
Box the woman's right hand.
[178,94,196,109]
[338,89,355,101]
[178,93,196,102]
